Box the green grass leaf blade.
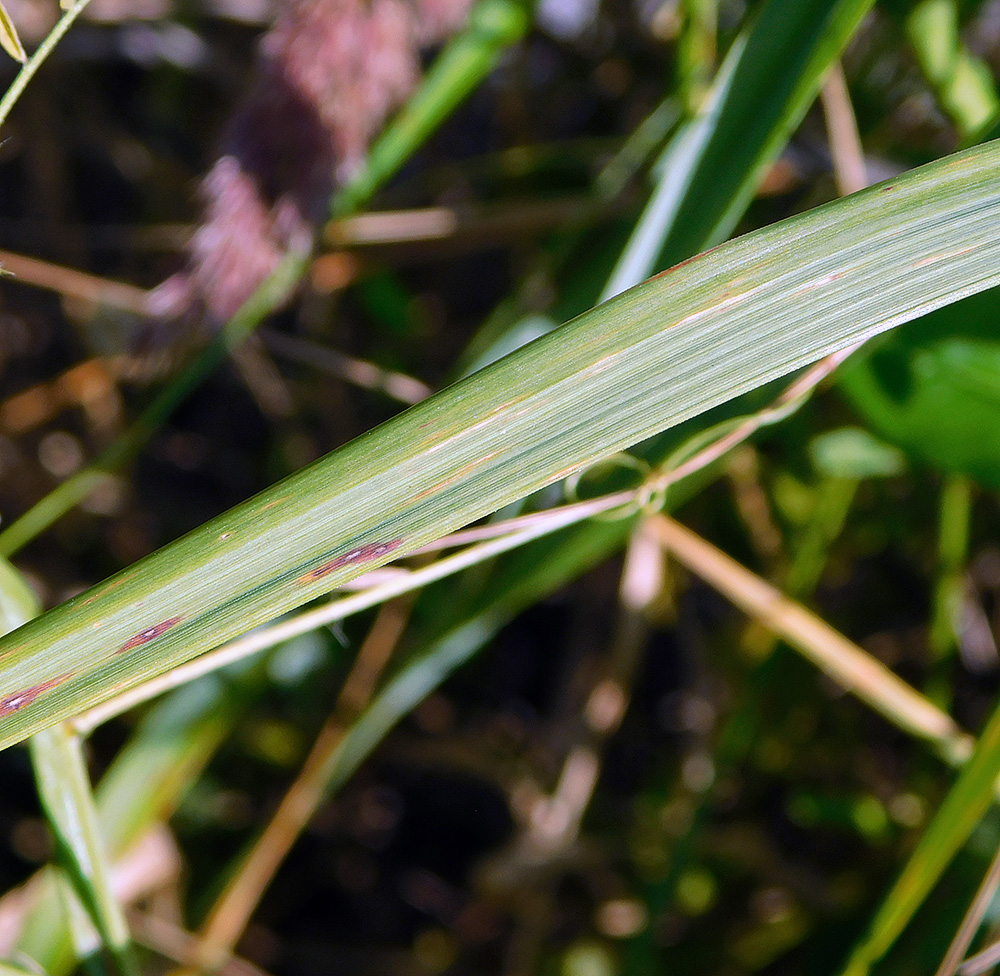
[0,558,134,975]
[259,446,723,846]
[840,697,1000,976]
[29,727,136,976]
[0,248,307,558]
[329,0,530,218]
[604,0,875,297]
[14,668,270,973]
[0,141,999,752]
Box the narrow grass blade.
[0,248,307,558]
[14,669,270,974]
[833,11,1000,494]
[29,727,136,976]
[329,0,530,218]
[0,559,134,975]
[676,0,717,111]
[476,0,874,364]
[0,0,94,130]
[257,449,727,848]
[840,696,1000,976]
[604,0,875,298]
[0,141,999,752]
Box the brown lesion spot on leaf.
[296,538,404,583]
[0,672,74,718]
[118,616,184,654]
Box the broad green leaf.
[1,140,1000,752]
[838,287,1000,488]
[0,0,24,63]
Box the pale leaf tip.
[0,0,25,63]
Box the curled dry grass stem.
[645,341,860,499]
[71,337,970,809]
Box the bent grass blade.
[840,694,1000,976]
[1,140,1000,751]
[0,559,134,974]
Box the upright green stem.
[0,0,94,129]
[927,474,972,705]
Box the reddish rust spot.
[118,616,183,654]
[297,539,404,583]
[879,183,896,193]
[0,672,74,718]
